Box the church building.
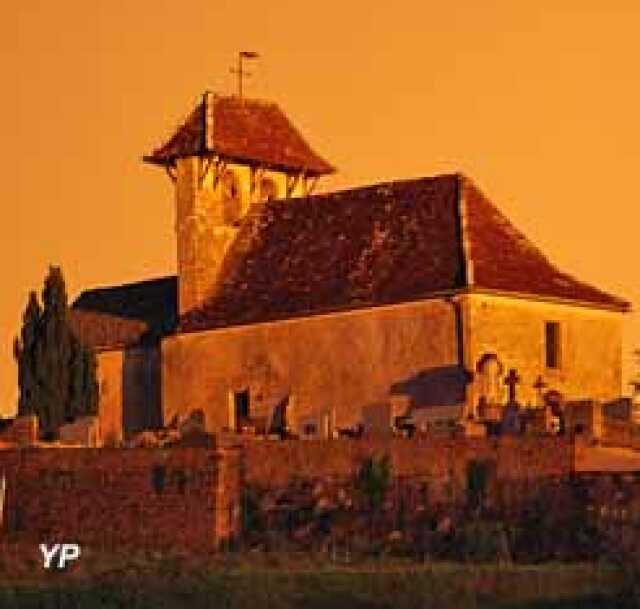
[69,92,630,444]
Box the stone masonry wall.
[163,298,461,434]
[238,436,572,487]
[464,293,623,410]
[96,349,124,446]
[234,435,573,527]
[0,416,38,447]
[0,437,573,558]
[0,447,241,553]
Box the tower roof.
[143,93,335,176]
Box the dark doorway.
[234,389,250,431]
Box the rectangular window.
[234,390,250,431]
[545,321,561,369]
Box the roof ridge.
[273,172,464,204]
[75,275,176,297]
[211,92,279,107]
[456,174,474,287]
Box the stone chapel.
[68,92,630,444]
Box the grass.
[0,550,634,609]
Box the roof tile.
[144,94,334,176]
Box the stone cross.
[533,375,547,407]
[504,368,521,404]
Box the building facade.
[69,93,629,442]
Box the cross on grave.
[533,375,547,407]
[504,368,521,404]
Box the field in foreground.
[0,553,636,609]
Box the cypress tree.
[13,291,42,416]
[14,266,99,438]
[68,337,98,420]
[36,266,72,435]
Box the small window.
[222,170,242,225]
[545,321,561,369]
[234,390,250,431]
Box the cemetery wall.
[238,435,572,487]
[0,446,241,553]
[235,436,574,529]
[0,416,37,447]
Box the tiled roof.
[181,175,465,330]
[179,173,629,332]
[71,276,177,348]
[143,94,335,176]
[461,178,630,310]
[68,310,149,350]
[73,174,628,346]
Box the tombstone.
[178,410,206,437]
[59,416,101,447]
[544,390,564,434]
[321,412,331,439]
[269,395,296,438]
[504,368,520,405]
[501,369,522,435]
[362,403,393,435]
[533,375,547,408]
[475,354,504,421]
[501,402,522,435]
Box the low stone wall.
[232,436,572,529]
[238,436,572,487]
[601,419,640,450]
[0,446,241,553]
[222,436,573,550]
[0,436,576,556]
[0,416,38,447]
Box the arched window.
[259,177,278,203]
[476,354,504,407]
[221,170,242,225]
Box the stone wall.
[58,416,100,447]
[174,157,308,316]
[0,416,38,447]
[464,293,623,409]
[234,436,572,522]
[601,419,640,450]
[123,345,162,436]
[232,436,574,546]
[0,436,578,557]
[163,298,462,434]
[238,435,572,485]
[96,349,124,446]
[0,447,241,553]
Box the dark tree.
[14,266,99,438]
[13,291,42,416]
[68,339,98,420]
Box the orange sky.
[2,1,639,416]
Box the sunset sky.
[2,1,639,416]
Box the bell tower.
[144,92,335,316]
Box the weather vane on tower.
[230,51,260,98]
